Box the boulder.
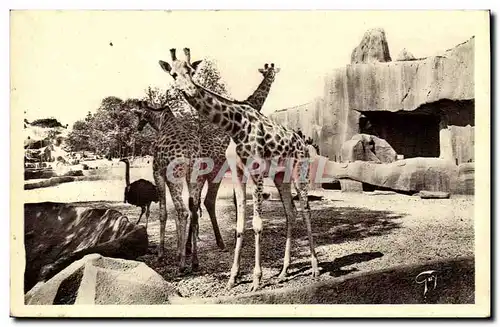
[339,179,364,193]
[311,157,459,194]
[342,134,397,163]
[25,254,180,305]
[24,168,56,180]
[24,202,148,293]
[341,139,368,163]
[351,28,392,64]
[417,191,451,199]
[62,169,84,177]
[456,162,474,194]
[396,48,416,61]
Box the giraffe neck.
[181,85,248,139]
[245,74,274,111]
[142,106,176,131]
[143,111,161,131]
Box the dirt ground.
[24,167,474,299]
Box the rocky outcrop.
[396,48,416,61]
[24,203,148,293]
[342,134,397,163]
[24,175,101,190]
[346,38,474,114]
[270,36,474,160]
[25,254,179,305]
[351,28,392,64]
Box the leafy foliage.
[66,58,230,158]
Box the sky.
[11,10,480,127]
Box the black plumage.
[120,158,159,228]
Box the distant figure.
[120,158,159,229]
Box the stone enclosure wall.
[270,29,474,165]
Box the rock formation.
[351,28,392,64]
[25,254,180,305]
[270,35,474,163]
[396,48,416,61]
[309,156,459,194]
[341,134,397,163]
[24,203,148,293]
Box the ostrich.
[120,158,159,229]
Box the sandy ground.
[24,167,474,299]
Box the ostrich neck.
[124,160,130,186]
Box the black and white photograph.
[10,9,490,318]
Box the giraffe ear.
[191,60,203,71]
[258,68,266,74]
[159,60,172,73]
[275,68,281,74]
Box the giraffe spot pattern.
[213,113,221,124]
[234,112,242,123]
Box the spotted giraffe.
[231,63,281,218]
[127,99,226,252]
[123,99,205,274]
[131,62,280,251]
[156,48,320,292]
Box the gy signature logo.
[415,270,438,301]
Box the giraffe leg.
[250,174,264,292]
[165,179,189,274]
[274,175,295,281]
[187,177,204,271]
[145,202,151,230]
[204,179,226,251]
[153,169,167,261]
[227,167,246,289]
[293,165,320,278]
[136,206,146,225]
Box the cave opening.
[358,99,474,161]
[359,111,440,159]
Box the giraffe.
[127,99,226,252]
[157,48,320,291]
[243,63,280,111]
[123,98,204,274]
[132,62,281,257]
[231,62,281,221]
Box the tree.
[194,59,230,97]
[66,120,91,152]
[30,117,64,128]
[68,57,231,158]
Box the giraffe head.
[123,98,168,132]
[258,63,280,81]
[123,99,149,131]
[159,48,203,96]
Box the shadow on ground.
[199,256,474,304]
[135,199,404,287]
